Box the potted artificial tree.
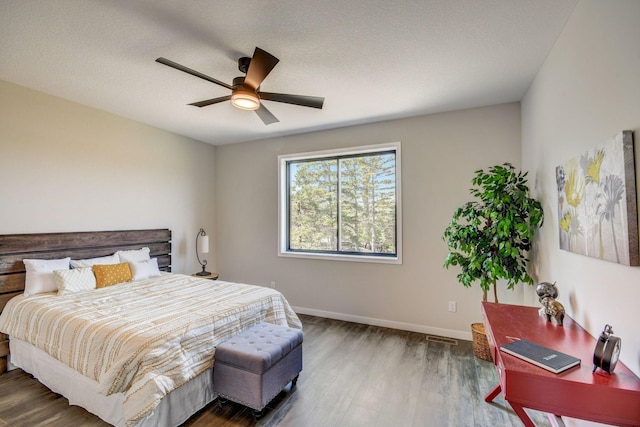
[442,163,544,360]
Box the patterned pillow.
[54,267,97,295]
[93,262,133,288]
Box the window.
[278,142,401,263]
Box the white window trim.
[278,142,402,264]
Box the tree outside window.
[280,143,400,263]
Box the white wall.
[215,103,524,340]
[0,80,217,274]
[522,0,640,380]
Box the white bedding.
[0,273,301,426]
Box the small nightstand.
[192,272,219,280]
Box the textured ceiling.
[0,0,577,145]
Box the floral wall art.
[556,130,639,266]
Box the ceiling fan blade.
[156,57,233,90]
[255,104,279,125]
[259,92,324,109]
[188,95,232,108]
[244,47,279,90]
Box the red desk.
[482,302,640,427]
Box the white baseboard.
[292,306,473,341]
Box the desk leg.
[485,384,536,427]
[484,383,502,402]
[508,401,536,427]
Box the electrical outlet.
[448,301,457,312]
[270,281,276,289]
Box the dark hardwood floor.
[0,315,558,426]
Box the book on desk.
[500,339,581,374]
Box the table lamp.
[195,228,210,276]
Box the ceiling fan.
[156,47,324,125]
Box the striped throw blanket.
[0,273,301,426]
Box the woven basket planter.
[471,323,492,361]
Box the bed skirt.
[9,338,217,427]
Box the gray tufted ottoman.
[213,322,303,414]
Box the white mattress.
[10,337,216,427]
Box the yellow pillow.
[93,262,132,288]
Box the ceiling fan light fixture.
[231,90,260,111]
[157,47,324,124]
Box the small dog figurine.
[539,296,565,326]
[536,282,565,326]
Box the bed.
[0,229,301,427]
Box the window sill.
[278,251,402,264]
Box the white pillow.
[70,253,120,268]
[23,257,71,296]
[53,267,97,295]
[117,247,151,263]
[129,258,161,281]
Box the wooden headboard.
[0,228,172,372]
